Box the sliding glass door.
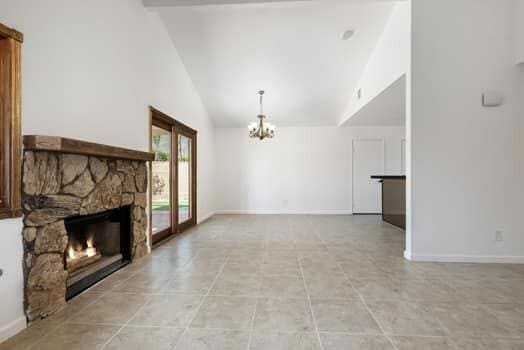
[150,107,197,245]
[151,123,173,242]
[176,131,195,231]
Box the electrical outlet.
[495,230,503,242]
[283,199,289,207]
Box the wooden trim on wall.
[0,23,23,43]
[175,128,197,231]
[148,109,153,248]
[0,24,22,220]
[23,135,155,161]
[150,110,175,246]
[150,106,197,136]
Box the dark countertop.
[370,175,406,180]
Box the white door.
[352,139,384,214]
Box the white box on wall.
[516,0,524,64]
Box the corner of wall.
[197,211,216,224]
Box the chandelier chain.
[259,90,264,115]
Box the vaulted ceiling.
[345,75,405,127]
[146,0,396,126]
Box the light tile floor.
[2,215,524,350]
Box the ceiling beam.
[142,0,312,7]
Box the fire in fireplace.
[66,232,101,273]
[64,206,132,300]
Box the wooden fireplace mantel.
[23,135,155,161]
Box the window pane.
[178,135,191,223]
[151,126,171,234]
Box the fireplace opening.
[64,206,132,300]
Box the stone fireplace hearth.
[21,135,154,322]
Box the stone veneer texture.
[21,151,149,321]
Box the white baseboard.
[195,210,353,224]
[0,316,26,343]
[406,252,524,264]
[403,250,412,261]
[197,211,215,224]
[215,210,353,215]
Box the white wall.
[146,10,216,222]
[0,219,24,342]
[215,126,404,214]
[340,1,410,125]
[0,0,215,341]
[516,0,524,64]
[410,0,524,262]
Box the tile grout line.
[303,215,327,350]
[317,331,449,337]
[298,255,325,350]
[245,267,262,350]
[172,256,230,350]
[345,275,399,350]
[25,324,61,349]
[26,274,133,350]
[22,216,524,349]
[99,294,152,350]
[98,251,202,350]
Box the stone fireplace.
[21,135,153,322]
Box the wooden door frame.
[149,113,174,245]
[174,126,197,232]
[149,106,197,247]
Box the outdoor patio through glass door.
[177,134,192,224]
[151,124,172,237]
[176,129,196,231]
[150,107,197,245]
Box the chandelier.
[248,90,276,140]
